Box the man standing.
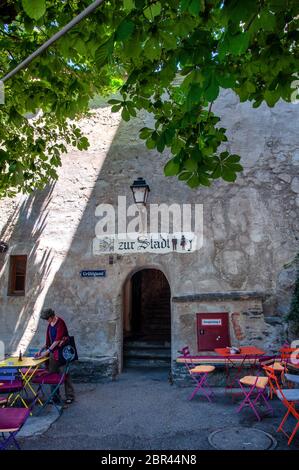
[36,308,75,404]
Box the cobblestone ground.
[19,368,297,450]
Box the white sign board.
[202,319,222,326]
[93,232,200,255]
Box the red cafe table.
[214,346,265,395]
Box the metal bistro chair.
[0,368,25,408]
[32,362,71,415]
[0,407,30,450]
[236,374,273,421]
[263,365,299,446]
[179,347,215,402]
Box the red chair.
[0,408,30,450]
[263,365,299,446]
[178,347,215,402]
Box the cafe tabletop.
[214,346,265,357]
[0,356,48,368]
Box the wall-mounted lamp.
[130,177,150,205]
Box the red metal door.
[197,313,230,351]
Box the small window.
[8,255,27,296]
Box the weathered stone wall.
[0,91,298,380]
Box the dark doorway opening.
[123,268,171,368]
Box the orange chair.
[179,347,215,402]
[280,346,296,371]
[263,365,299,446]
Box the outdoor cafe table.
[214,346,265,393]
[0,356,48,408]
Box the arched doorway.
[123,268,171,368]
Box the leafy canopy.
[0,0,298,196]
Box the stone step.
[142,326,170,331]
[124,340,171,349]
[124,357,171,368]
[124,348,171,360]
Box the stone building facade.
[0,91,298,381]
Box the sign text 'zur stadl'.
[93,232,201,255]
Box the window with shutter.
[8,255,27,296]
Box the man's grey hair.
[40,308,55,320]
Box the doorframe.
[121,265,171,372]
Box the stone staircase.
[123,340,171,368]
[140,293,171,340]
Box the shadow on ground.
[19,369,297,451]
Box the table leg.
[20,366,44,406]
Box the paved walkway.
[19,368,297,450]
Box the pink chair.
[0,368,24,407]
[179,347,215,402]
[0,408,30,450]
[32,363,70,414]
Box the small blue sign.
[80,270,106,278]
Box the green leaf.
[95,37,114,66]
[203,72,219,101]
[143,37,161,61]
[164,160,180,176]
[229,32,250,55]
[222,169,237,182]
[108,99,121,105]
[264,89,280,107]
[139,127,152,139]
[187,174,200,188]
[198,174,211,186]
[115,20,135,41]
[184,158,198,171]
[22,0,46,20]
[121,108,131,121]
[146,137,156,149]
[77,137,89,151]
[123,0,135,11]
[257,11,276,31]
[189,0,204,16]
[144,2,162,20]
[226,154,241,164]
[217,72,236,89]
[159,31,177,50]
[178,171,192,181]
[180,0,190,11]
[111,104,122,112]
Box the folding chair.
[0,368,25,408]
[237,375,273,421]
[279,346,296,372]
[32,363,70,415]
[263,365,299,446]
[178,347,215,402]
[259,356,286,398]
[0,408,30,450]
